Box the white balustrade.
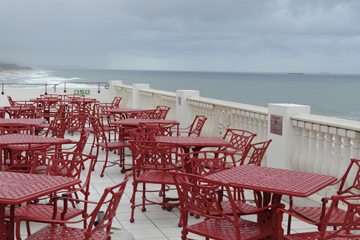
[111,81,360,201]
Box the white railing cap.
[188,96,268,115]
[139,88,176,97]
[292,113,360,132]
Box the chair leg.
[100,151,109,177]
[26,220,31,236]
[15,219,22,240]
[287,215,292,234]
[142,183,146,212]
[130,182,138,223]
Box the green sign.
[74,89,90,95]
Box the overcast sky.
[1,0,360,73]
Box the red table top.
[114,118,179,127]
[155,136,231,148]
[0,134,72,146]
[0,119,46,127]
[0,172,80,204]
[206,165,337,197]
[107,108,154,114]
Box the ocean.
[1,69,360,121]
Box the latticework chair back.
[66,112,88,134]
[7,95,15,106]
[130,141,179,177]
[0,123,34,135]
[321,195,360,239]
[336,158,360,195]
[45,117,67,138]
[86,176,129,236]
[187,115,207,137]
[173,173,240,228]
[222,128,257,166]
[73,130,90,154]
[179,150,228,176]
[153,106,170,119]
[111,96,122,108]
[242,139,272,166]
[138,122,179,141]
[89,116,107,145]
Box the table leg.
[255,192,284,240]
[0,204,15,240]
[0,204,5,239]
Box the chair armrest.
[277,207,318,225]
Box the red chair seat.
[11,204,83,221]
[26,225,108,240]
[221,200,259,215]
[291,206,348,225]
[137,171,175,185]
[97,141,130,149]
[188,218,271,240]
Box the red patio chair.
[287,158,360,234]
[24,176,129,240]
[180,115,207,137]
[139,121,179,140]
[173,173,275,240]
[152,106,170,119]
[66,112,88,135]
[179,150,228,176]
[11,152,96,239]
[7,96,34,107]
[5,105,41,119]
[240,139,272,166]
[283,194,360,239]
[129,140,180,223]
[220,128,257,168]
[89,116,129,177]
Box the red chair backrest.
[111,97,122,108]
[242,139,272,166]
[173,173,240,231]
[179,150,227,176]
[187,115,207,137]
[337,158,360,195]
[138,122,179,140]
[153,106,170,119]
[318,194,360,239]
[130,141,179,178]
[86,176,129,237]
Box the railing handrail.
[0,81,110,95]
[139,88,177,97]
[188,95,268,116]
[292,113,360,132]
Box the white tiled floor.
[19,133,318,239]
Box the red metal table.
[106,108,155,119]
[114,118,179,127]
[0,172,81,239]
[206,165,337,239]
[155,136,231,152]
[31,97,63,121]
[0,119,46,127]
[0,134,72,170]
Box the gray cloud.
[1,0,360,73]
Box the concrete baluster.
[298,127,309,172]
[291,121,301,170]
[321,131,333,175]
[351,132,360,159]
[314,131,325,174]
[305,124,317,172]
[329,129,341,177]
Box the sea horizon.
[1,68,360,121]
